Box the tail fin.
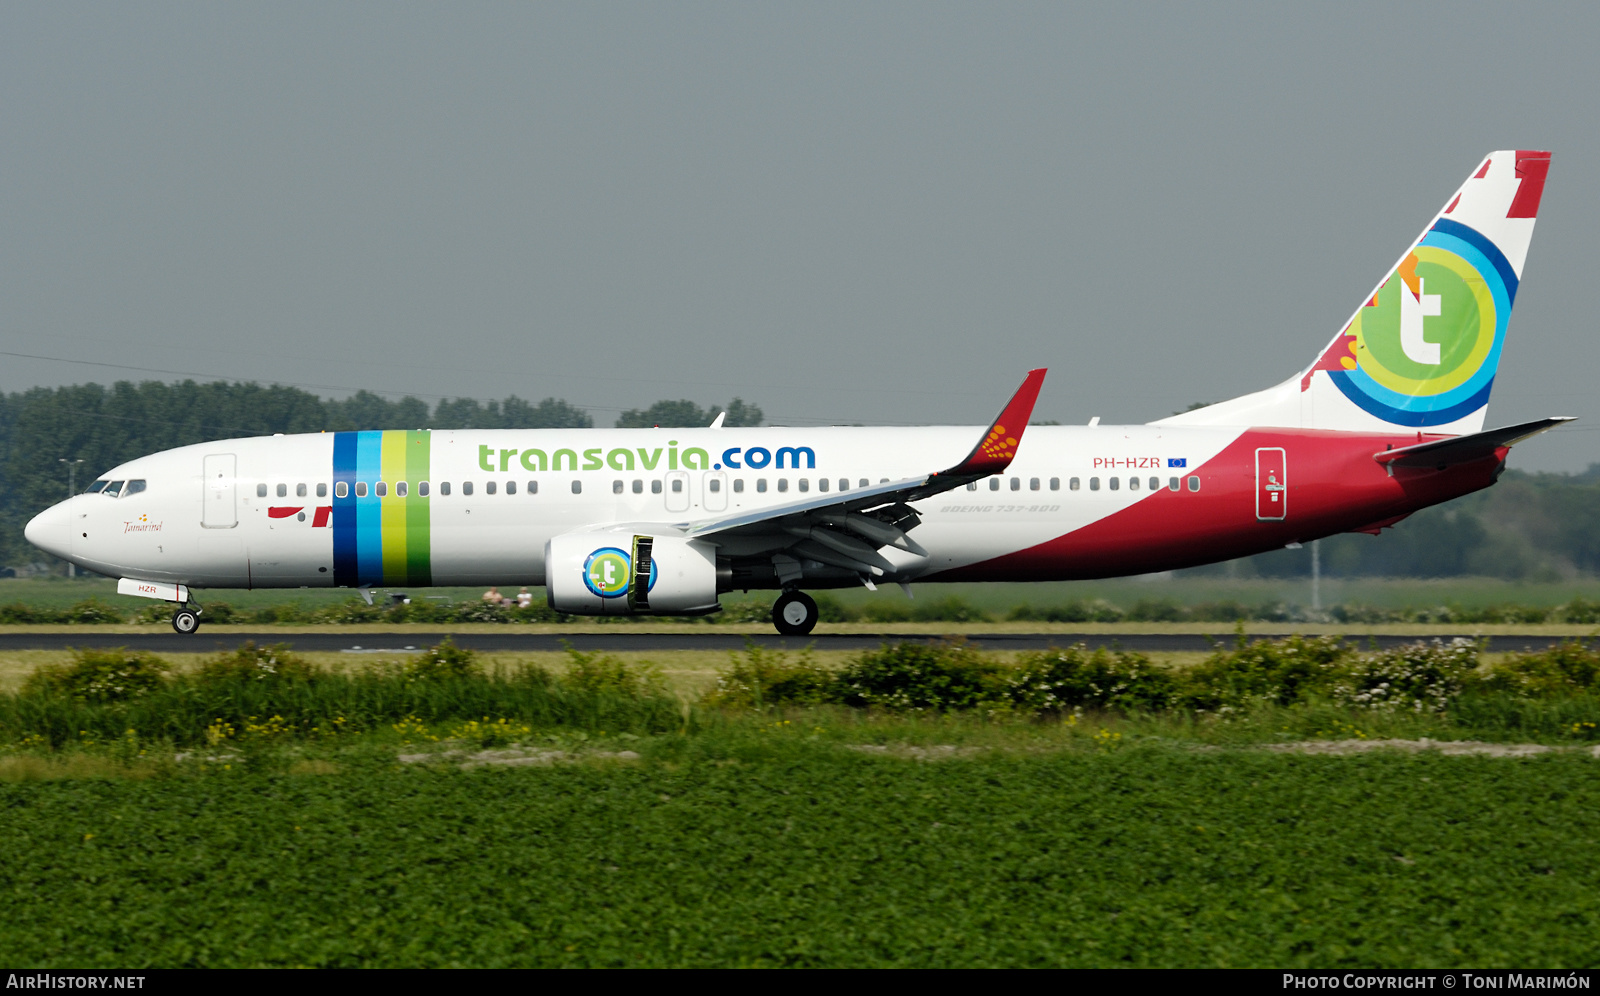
[1159,150,1549,433]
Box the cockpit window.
[85,480,109,494]
[103,481,125,497]
[123,480,147,496]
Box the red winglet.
[940,368,1047,477]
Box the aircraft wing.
[679,369,1047,580]
[1373,416,1576,470]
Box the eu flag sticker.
[1168,458,1187,468]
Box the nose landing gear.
[171,604,202,635]
[772,590,819,636]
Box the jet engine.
[546,529,720,615]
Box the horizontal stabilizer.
[1373,416,1575,469]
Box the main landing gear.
[171,604,202,635]
[772,590,819,636]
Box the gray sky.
[4,3,1598,470]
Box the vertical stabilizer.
[1158,151,1549,433]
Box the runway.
[0,630,1554,654]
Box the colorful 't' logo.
[1310,219,1516,427]
[583,548,632,598]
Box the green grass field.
[3,637,1598,967]
[2,737,1597,967]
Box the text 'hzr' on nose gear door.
[1256,447,1286,521]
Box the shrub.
[715,599,776,624]
[1009,644,1176,712]
[911,596,987,623]
[195,642,318,685]
[1125,599,1186,623]
[559,644,661,696]
[0,603,48,624]
[22,648,170,701]
[1558,598,1600,624]
[1179,634,1352,711]
[1188,601,1252,622]
[858,600,912,623]
[834,639,1007,712]
[393,638,481,681]
[813,593,855,623]
[1478,641,1600,697]
[1331,639,1479,713]
[704,641,835,708]
[1007,599,1124,623]
[59,600,127,624]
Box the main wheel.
[772,590,819,636]
[171,608,201,634]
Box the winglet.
[938,368,1048,478]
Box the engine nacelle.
[546,529,720,615]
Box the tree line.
[0,380,760,570]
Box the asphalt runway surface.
[0,630,1564,654]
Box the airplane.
[25,149,1567,636]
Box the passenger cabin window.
[989,478,1000,491]
[277,483,287,498]
[505,481,515,495]
[1070,477,1080,490]
[859,479,869,488]
[440,482,452,496]
[375,481,387,497]
[462,482,473,496]
[316,483,327,498]
[1090,477,1100,491]
[709,478,722,493]
[1188,476,1201,492]
[1010,477,1020,491]
[1129,477,1140,491]
[1168,477,1180,491]
[419,482,430,497]
[256,483,267,498]
[733,479,744,493]
[527,481,538,495]
[86,480,109,494]
[967,482,978,491]
[839,479,849,491]
[397,481,408,497]
[124,480,146,496]
[671,479,683,493]
[485,481,496,495]
[355,482,368,498]
[817,479,828,492]
[296,483,307,497]
[1030,478,1040,491]
[1050,477,1060,491]
[335,482,349,498]
[798,479,809,492]
[652,480,663,494]
[632,480,643,494]
[1109,477,1120,491]
[777,479,788,493]
[571,481,582,494]
[612,480,623,494]
[756,479,768,493]
[1149,477,1159,490]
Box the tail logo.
[1311,220,1517,427]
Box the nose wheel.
[772,590,819,636]
[171,607,201,635]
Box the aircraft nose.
[24,502,71,559]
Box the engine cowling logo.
[583,547,632,598]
